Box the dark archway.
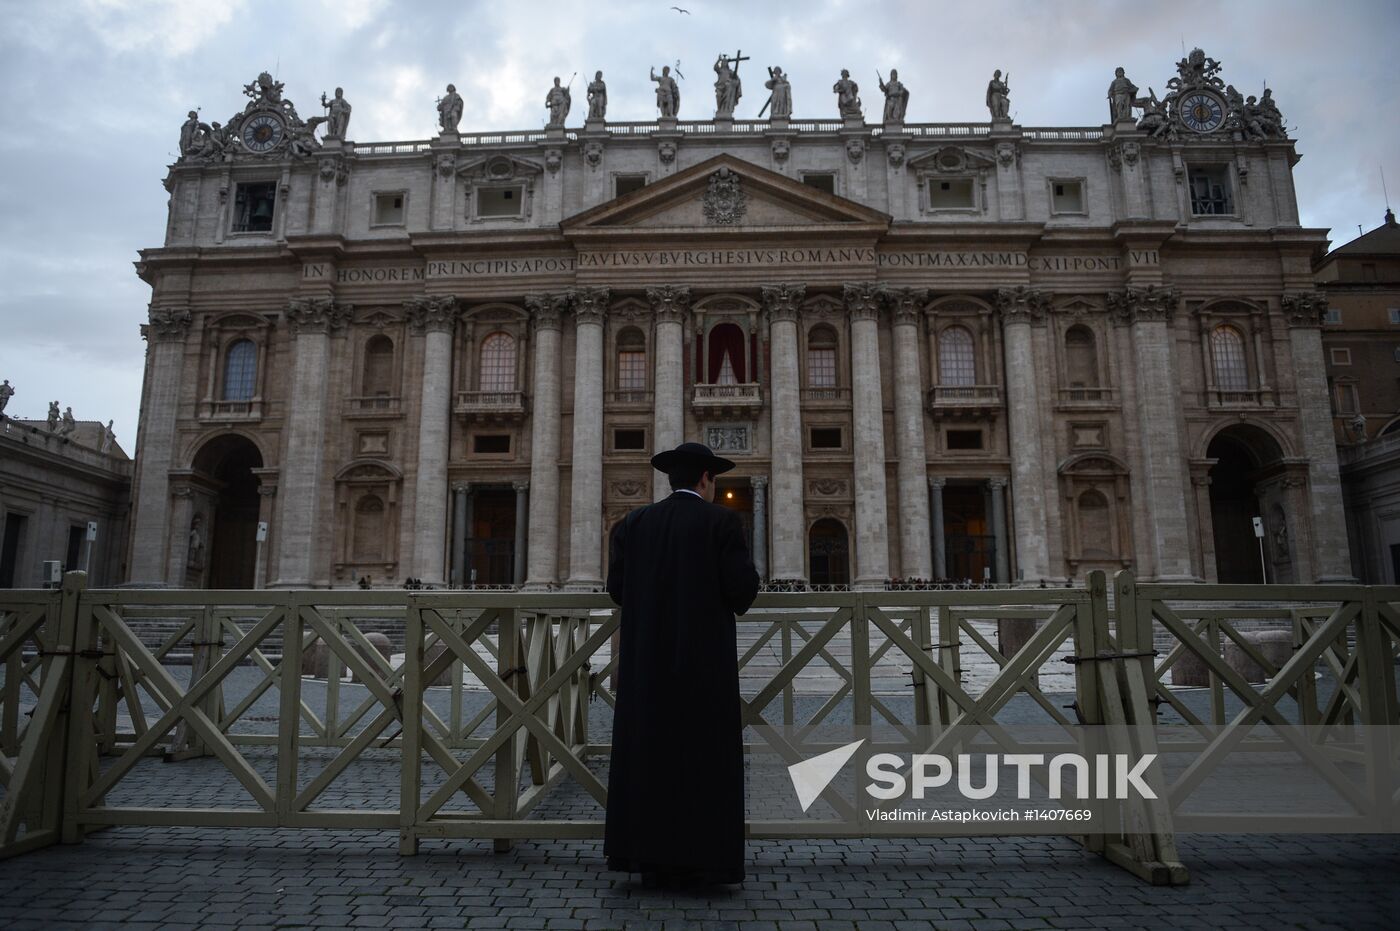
[192,435,263,589]
[1206,425,1283,583]
[808,518,850,587]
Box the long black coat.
[603,490,761,878]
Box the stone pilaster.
[647,285,691,501]
[167,483,195,586]
[761,283,806,582]
[567,287,610,590]
[929,477,946,579]
[408,296,458,585]
[995,287,1050,583]
[1282,291,1355,580]
[512,480,529,587]
[523,293,567,589]
[128,305,192,584]
[751,475,769,582]
[273,297,351,587]
[888,287,932,580]
[1107,286,1194,581]
[844,283,890,587]
[989,477,1010,583]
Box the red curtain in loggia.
[706,322,746,383]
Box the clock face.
[242,114,285,153]
[1180,92,1225,133]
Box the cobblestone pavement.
[0,828,1395,930]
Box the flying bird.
[671,6,690,13]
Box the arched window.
[352,495,386,562]
[1064,325,1099,391]
[1210,325,1249,392]
[361,335,395,398]
[707,322,746,384]
[478,332,516,392]
[222,339,257,401]
[1077,490,1112,559]
[807,325,838,388]
[938,326,976,386]
[616,327,646,391]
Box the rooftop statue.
[1135,88,1176,140]
[0,379,12,414]
[545,75,572,127]
[760,66,791,119]
[1107,67,1138,122]
[833,69,862,119]
[101,420,115,453]
[713,51,746,118]
[181,71,323,162]
[878,69,909,123]
[986,69,1010,120]
[47,400,59,432]
[179,111,204,156]
[437,83,463,134]
[650,64,680,118]
[587,71,607,120]
[59,405,76,437]
[320,87,352,138]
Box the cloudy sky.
[2,0,1397,449]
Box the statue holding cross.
[713,50,747,119]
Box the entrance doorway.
[0,513,27,588]
[943,484,994,582]
[715,478,754,557]
[192,435,263,589]
[1206,425,1283,584]
[465,487,517,586]
[808,518,850,587]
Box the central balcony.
[691,383,763,419]
[455,390,528,424]
[926,384,1003,420]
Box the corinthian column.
[1283,291,1355,581]
[273,298,351,587]
[523,294,567,590]
[996,287,1049,583]
[845,283,891,587]
[1108,286,1194,581]
[407,296,458,585]
[751,475,769,581]
[761,284,806,582]
[888,287,932,580]
[647,285,691,501]
[567,287,610,590]
[128,306,192,584]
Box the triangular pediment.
[562,154,890,237]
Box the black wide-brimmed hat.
[650,441,736,476]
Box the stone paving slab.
[0,828,1395,929]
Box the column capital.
[750,475,768,491]
[885,287,929,326]
[987,476,1008,490]
[1106,285,1178,326]
[146,305,193,342]
[1281,290,1329,328]
[843,282,885,322]
[646,285,692,324]
[512,479,530,493]
[405,295,459,334]
[994,286,1049,325]
[451,481,472,494]
[928,476,947,489]
[170,483,193,499]
[761,282,806,324]
[525,292,569,331]
[286,297,353,335]
[569,286,611,327]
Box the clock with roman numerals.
[241,113,285,153]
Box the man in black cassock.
[604,441,761,885]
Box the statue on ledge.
[1107,67,1138,122]
[320,87,352,138]
[986,69,1010,120]
[650,64,680,118]
[833,69,862,119]
[762,66,791,119]
[437,84,463,134]
[879,69,909,123]
[545,76,572,127]
[712,52,744,118]
[587,71,608,120]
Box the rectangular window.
[1050,180,1085,214]
[473,434,511,454]
[613,429,646,451]
[802,173,836,195]
[1187,165,1233,215]
[614,175,647,198]
[477,185,524,218]
[1388,308,1400,325]
[1330,348,1352,366]
[1331,382,1359,415]
[1323,308,1342,325]
[928,178,975,210]
[617,351,646,390]
[810,427,843,449]
[232,181,277,232]
[808,348,837,388]
[373,192,406,226]
[946,429,984,451]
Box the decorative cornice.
[147,306,193,341]
[843,283,884,322]
[524,293,569,331]
[994,287,1049,325]
[286,297,352,335]
[1106,286,1179,326]
[569,287,611,326]
[646,285,692,324]
[1281,290,1329,328]
[884,287,929,326]
[404,295,459,334]
[761,283,806,324]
